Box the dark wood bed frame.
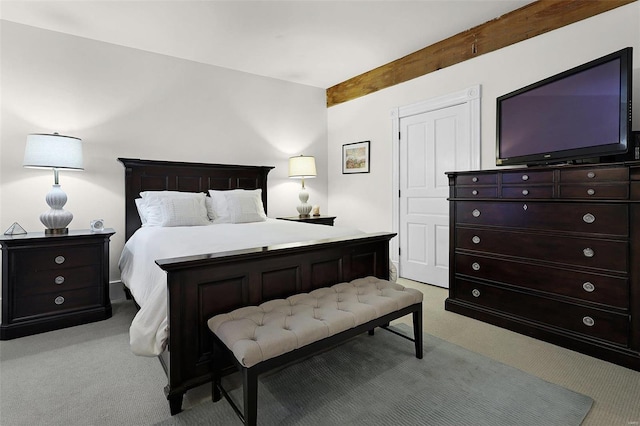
[118,158,395,415]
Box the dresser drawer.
[502,186,554,199]
[456,227,628,272]
[502,170,553,184]
[15,265,101,297]
[560,167,628,183]
[455,174,497,186]
[455,187,498,198]
[455,201,628,236]
[455,253,628,309]
[15,245,101,271]
[13,287,103,319]
[558,184,628,199]
[455,278,629,346]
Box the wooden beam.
[326,0,636,107]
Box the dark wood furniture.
[118,158,395,414]
[0,229,115,340]
[446,161,640,371]
[277,215,336,226]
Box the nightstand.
[277,215,336,226]
[0,228,115,340]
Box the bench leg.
[243,368,258,426]
[412,305,423,359]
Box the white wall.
[327,2,640,233]
[0,21,329,282]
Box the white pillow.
[208,190,230,222]
[134,198,148,225]
[144,196,210,227]
[224,190,267,224]
[209,189,267,223]
[140,190,204,200]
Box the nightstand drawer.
[15,265,101,297]
[15,245,101,270]
[13,287,103,319]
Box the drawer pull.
[472,177,478,183]
[472,289,481,298]
[582,213,595,224]
[583,248,595,258]
[472,209,481,218]
[521,174,529,181]
[472,262,480,271]
[472,190,478,195]
[54,276,65,285]
[522,189,529,196]
[582,282,595,292]
[472,236,481,244]
[54,255,65,265]
[582,316,595,327]
[54,296,65,305]
[587,171,596,179]
[587,188,595,196]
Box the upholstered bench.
[207,276,423,426]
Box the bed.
[117,158,395,414]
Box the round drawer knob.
[587,188,595,196]
[472,209,481,218]
[472,262,480,271]
[582,282,595,292]
[472,177,478,183]
[587,171,596,179]
[54,296,65,305]
[582,316,595,327]
[472,190,478,195]
[472,236,481,244]
[582,213,595,224]
[521,174,529,181]
[472,289,481,298]
[54,255,65,265]
[583,248,595,258]
[54,276,65,285]
[522,189,529,196]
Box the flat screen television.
[496,47,633,166]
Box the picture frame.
[342,141,370,174]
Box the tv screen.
[497,47,632,166]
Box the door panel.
[400,103,468,287]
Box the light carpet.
[157,324,593,426]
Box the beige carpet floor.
[396,278,640,426]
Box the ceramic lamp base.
[40,184,73,233]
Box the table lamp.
[23,133,84,234]
[288,155,316,217]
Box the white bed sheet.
[118,218,363,356]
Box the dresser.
[446,162,640,371]
[0,229,115,339]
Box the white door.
[399,103,471,287]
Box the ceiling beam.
[326,0,636,107]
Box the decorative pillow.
[224,190,267,224]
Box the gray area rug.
[157,324,593,426]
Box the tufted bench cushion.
[207,276,423,368]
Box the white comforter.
[118,219,363,356]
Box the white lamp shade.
[288,155,317,178]
[23,133,84,170]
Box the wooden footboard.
[155,232,395,414]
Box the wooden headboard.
[117,158,274,241]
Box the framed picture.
[342,141,370,174]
